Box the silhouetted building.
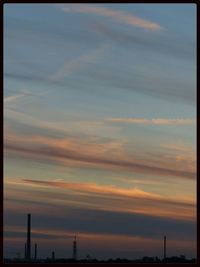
[26,214,31,260]
[73,235,77,260]
[34,244,37,260]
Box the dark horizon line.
[4,255,196,264]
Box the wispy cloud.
[5,140,195,180]
[4,124,196,179]
[22,179,160,199]
[105,117,196,125]
[115,177,165,186]
[49,44,110,82]
[60,4,162,31]
[5,177,196,221]
[91,21,194,61]
[21,178,196,207]
[160,140,196,170]
[4,94,26,103]
[4,89,45,105]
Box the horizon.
[4,3,196,260]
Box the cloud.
[21,178,196,207]
[4,197,196,242]
[116,177,165,186]
[48,44,110,82]
[85,59,195,106]
[91,21,194,60]
[4,94,26,103]
[4,217,196,259]
[4,89,47,107]
[21,179,160,199]
[105,117,196,125]
[4,72,45,83]
[4,125,196,180]
[159,141,196,173]
[5,141,195,180]
[60,4,161,31]
[5,177,196,221]
[4,226,78,243]
[4,175,196,258]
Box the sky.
[4,3,196,260]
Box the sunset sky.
[4,4,196,260]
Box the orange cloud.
[4,94,26,103]
[22,179,160,199]
[61,4,161,31]
[4,126,195,180]
[5,178,195,221]
[106,117,196,125]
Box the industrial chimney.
[24,243,27,260]
[52,251,55,261]
[73,235,77,260]
[26,214,31,260]
[34,243,37,260]
[164,235,166,262]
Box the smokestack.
[34,244,37,260]
[24,243,27,260]
[164,235,166,262]
[52,251,55,261]
[73,235,77,260]
[27,214,31,260]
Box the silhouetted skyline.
[4,213,197,263]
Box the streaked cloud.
[5,142,195,180]
[4,220,196,259]
[91,21,194,60]
[105,117,196,125]
[86,62,196,106]
[60,4,162,31]
[116,177,165,186]
[4,176,196,259]
[49,44,110,82]
[4,189,196,241]
[21,179,160,199]
[4,89,45,105]
[4,107,120,139]
[21,178,196,207]
[4,225,74,240]
[5,177,196,221]
[4,94,26,103]
[159,141,196,173]
[4,124,196,179]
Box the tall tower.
[27,214,31,260]
[73,235,77,260]
[52,251,55,261]
[164,235,166,262]
[24,243,27,260]
[34,244,37,260]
